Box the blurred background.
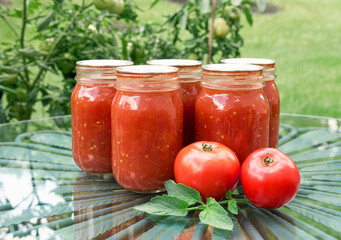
[0,0,340,123]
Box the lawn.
[0,0,340,119]
[240,0,341,118]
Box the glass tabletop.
[0,114,340,240]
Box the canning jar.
[195,64,269,164]
[71,59,133,173]
[112,65,183,192]
[221,58,279,147]
[147,59,202,146]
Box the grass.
[240,0,341,118]
[1,0,340,119]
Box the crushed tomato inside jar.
[147,59,202,146]
[221,58,280,148]
[111,65,183,192]
[195,64,270,164]
[71,59,133,173]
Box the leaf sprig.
[134,180,250,231]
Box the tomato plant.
[241,148,300,209]
[174,141,240,201]
[0,0,263,123]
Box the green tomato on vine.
[109,0,124,14]
[213,18,230,39]
[187,53,199,60]
[93,0,113,10]
[93,0,124,14]
[223,6,240,22]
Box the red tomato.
[174,141,240,201]
[241,148,300,209]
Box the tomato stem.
[202,143,213,151]
[264,156,274,166]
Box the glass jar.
[71,59,133,173]
[147,59,202,146]
[195,64,269,164]
[221,58,279,148]
[112,65,183,192]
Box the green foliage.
[134,180,246,231]
[164,179,202,205]
[199,197,234,231]
[134,195,189,216]
[0,0,258,122]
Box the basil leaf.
[165,180,202,205]
[134,195,189,216]
[199,198,233,230]
[228,199,238,215]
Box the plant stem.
[207,0,217,64]
[20,0,30,84]
[0,15,19,38]
[187,206,201,211]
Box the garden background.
[0,0,340,122]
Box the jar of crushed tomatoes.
[147,59,202,146]
[72,59,133,173]
[195,64,269,164]
[112,65,183,192]
[221,58,279,148]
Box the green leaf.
[241,0,257,6]
[199,0,210,13]
[149,0,160,9]
[226,190,232,199]
[0,66,21,74]
[164,180,202,205]
[199,198,233,231]
[179,8,188,29]
[36,61,58,75]
[228,199,238,215]
[242,6,253,26]
[134,195,189,216]
[37,13,55,32]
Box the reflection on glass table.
[0,114,340,239]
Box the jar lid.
[116,65,179,74]
[76,59,133,67]
[147,59,202,67]
[221,58,275,65]
[203,64,264,72]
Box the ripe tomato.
[241,148,300,209]
[213,18,230,39]
[174,141,240,201]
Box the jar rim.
[203,64,263,72]
[147,59,202,67]
[116,65,179,74]
[76,59,133,67]
[221,58,275,65]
